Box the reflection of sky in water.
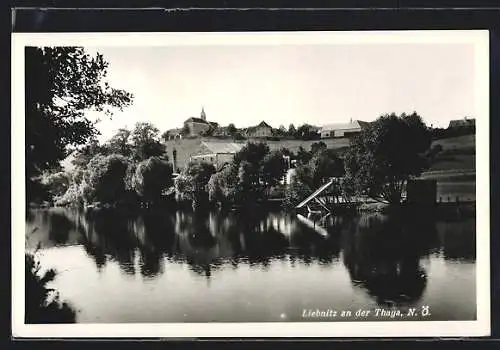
[25,208,476,323]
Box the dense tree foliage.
[261,150,288,189]
[227,123,237,136]
[25,47,133,202]
[39,171,71,201]
[343,112,432,204]
[55,120,173,208]
[133,157,173,206]
[106,128,132,157]
[80,154,129,205]
[296,124,320,140]
[175,162,216,204]
[205,141,290,206]
[130,122,166,161]
[285,143,346,207]
[207,164,239,205]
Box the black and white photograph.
[12,31,490,338]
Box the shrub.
[133,156,173,205]
[25,252,76,323]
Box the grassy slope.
[164,137,350,170]
[425,134,475,175]
[166,134,475,173]
[425,134,476,200]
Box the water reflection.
[341,213,440,306]
[26,207,475,310]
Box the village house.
[189,141,245,170]
[448,117,475,129]
[245,121,273,138]
[184,107,219,137]
[320,119,369,138]
[164,128,183,140]
[212,126,232,137]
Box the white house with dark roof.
[189,141,244,170]
[320,119,369,138]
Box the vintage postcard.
[12,30,490,338]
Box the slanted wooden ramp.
[295,179,335,212]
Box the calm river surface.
[25,207,476,323]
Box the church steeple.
[200,107,206,121]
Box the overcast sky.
[84,43,476,142]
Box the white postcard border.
[11,30,490,338]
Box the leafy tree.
[237,161,258,202]
[174,162,216,203]
[25,47,133,198]
[133,156,173,206]
[288,124,297,138]
[261,150,287,190]
[293,149,344,190]
[130,122,166,161]
[208,165,239,205]
[296,146,312,165]
[25,252,76,323]
[344,112,432,204]
[310,141,327,155]
[232,142,269,194]
[296,124,318,140]
[277,125,287,137]
[70,139,109,169]
[40,171,71,200]
[80,154,129,205]
[233,142,270,169]
[284,179,311,209]
[227,123,237,136]
[106,128,132,157]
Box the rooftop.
[201,141,244,154]
[257,121,272,128]
[185,117,209,124]
[321,120,362,131]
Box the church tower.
[200,107,206,121]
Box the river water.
[25,207,476,323]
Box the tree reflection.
[134,210,176,278]
[174,210,224,278]
[47,212,73,244]
[289,214,342,265]
[80,209,139,275]
[341,213,437,306]
[25,206,473,292]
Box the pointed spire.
[201,106,206,121]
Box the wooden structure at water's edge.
[295,178,439,215]
[295,179,336,214]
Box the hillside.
[426,134,475,175]
[164,137,351,171]
[166,134,475,173]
